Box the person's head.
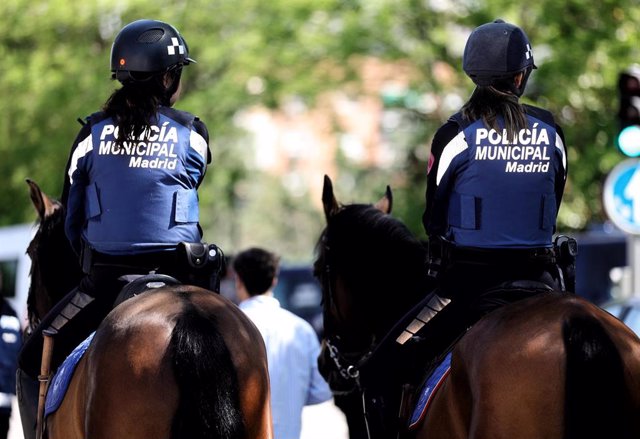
[461,19,534,136]
[104,19,196,144]
[111,19,195,85]
[233,248,280,299]
[463,19,535,96]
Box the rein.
[320,235,383,388]
[324,335,376,439]
[320,235,377,384]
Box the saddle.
[113,273,182,307]
[401,281,557,432]
[346,280,557,437]
[43,273,182,419]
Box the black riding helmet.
[463,19,536,94]
[110,19,195,83]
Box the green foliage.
[1,0,639,261]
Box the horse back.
[416,293,640,439]
[46,286,272,439]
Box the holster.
[80,241,226,292]
[80,242,93,274]
[175,242,226,291]
[554,235,578,293]
[426,237,444,279]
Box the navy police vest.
[69,108,207,255]
[441,108,562,249]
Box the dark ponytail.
[103,68,182,146]
[461,83,527,141]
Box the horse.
[24,179,273,439]
[26,179,83,331]
[314,175,640,439]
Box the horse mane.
[317,203,433,335]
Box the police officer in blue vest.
[363,20,572,438]
[17,19,211,439]
[424,19,569,302]
[398,23,575,439]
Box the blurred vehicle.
[573,225,627,304]
[273,265,324,338]
[0,224,33,327]
[601,296,640,335]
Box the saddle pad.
[409,351,452,430]
[44,331,95,417]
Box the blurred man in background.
[233,247,332,439]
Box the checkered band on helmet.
[110,19,195,82]
[463,19,536,87]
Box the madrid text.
[474,124,551,173]
[98,123,179,169]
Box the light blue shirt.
[239,295,332,439]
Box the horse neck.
[326,206,430,342]
[345,246,430,342]
[372,271,428,339]
[28,213,83,327]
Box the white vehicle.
[0,223,34,328]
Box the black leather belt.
[81,244,176,273]
[443,244,556,266]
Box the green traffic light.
[617,125,640,157]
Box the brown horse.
[26,179,83,331]
[315,175,640,439]
[25,180,273,439]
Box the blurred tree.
[1,0,639,260]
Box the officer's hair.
[102,68,182,146]
[461,84,527,141]
[232,248,280,297]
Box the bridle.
[318,232,376,387]
[319,236,378,439]
[324,338,362,382]
[319,234,347,325]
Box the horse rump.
[563,313,635,439]
[169,297,245,439]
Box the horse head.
[25,179,83,331]
[314,176,432,378]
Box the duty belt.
[442,244,556,266]
[81,244,176,273]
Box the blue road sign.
[604,159,640,235]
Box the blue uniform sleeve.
[185,119,210,189]
[554,124,568,211]
[64,128,93,255]
[61,119,92,205]
[423,121,460,238]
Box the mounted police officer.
[16,19,218,439]
[349,20,574,439]
[424,19,571,303]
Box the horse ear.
[26,179,58,221]
[322,175,340,220]
[374,185,393,214]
